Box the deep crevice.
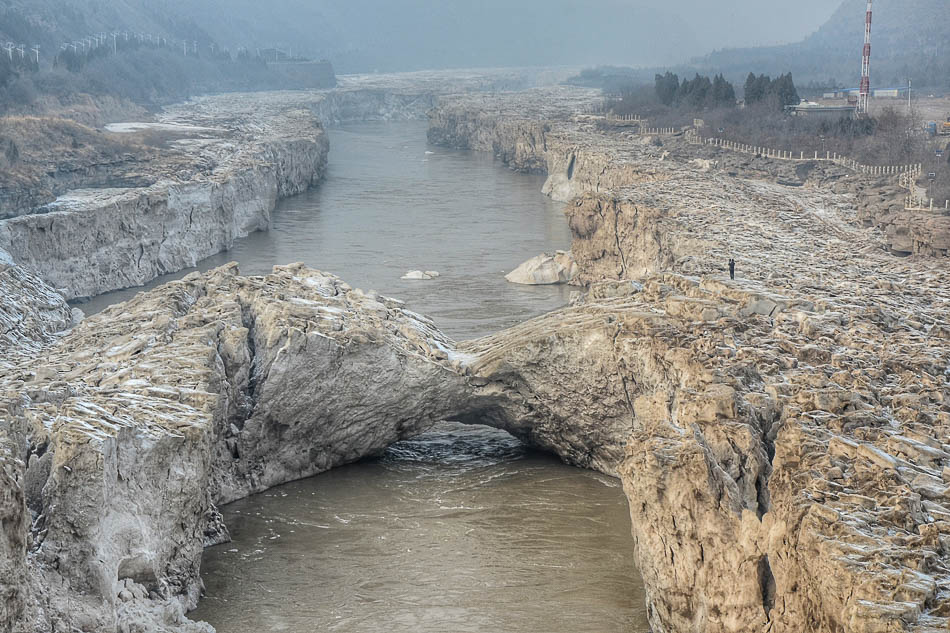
[757,555,776,619]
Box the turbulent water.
[82,121,648,631]
[79,121,574,340]
[191,423,649,632]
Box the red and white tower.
[859,0,873,115]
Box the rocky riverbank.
[429,88,950,258]
[0,69,569,303]
[2,79,948,633]
[428,88,950,633]
[0,104,328,300]
[0,263,475,633]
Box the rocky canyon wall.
[430,90,950,633]
[2,82,947,633]
[0,264,474,633]
[0,108,328,301]
[0,69,553,303]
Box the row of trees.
[52,33,268,74]
[0,47,40,88]
[654,72,737,110]
[743,73,800,110]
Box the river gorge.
[1,71,948,633]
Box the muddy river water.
[91,121,649,631]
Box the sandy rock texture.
[0,263,472,633]
[0,248,77,365]
[429,87,950,258]
[431,89,950,633]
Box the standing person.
[729,258,735,280]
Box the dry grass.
[0,115,153,190]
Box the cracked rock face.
[0,263,471,632]
[0,248,77,365]
[463,272,950,633]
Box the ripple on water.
[192,423,650,632]
[107,121,651,631]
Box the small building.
[786,102,858,119]
[872,87,911,99]
[824,88,860,99]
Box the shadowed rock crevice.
[758,555,776,619]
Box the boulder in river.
[505,251,577,285]
[402,270,441,280]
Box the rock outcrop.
[464,270,950,633]
[0,263,472,632]
[3,80,949,633]
[429,88,950,257]
[0,107,328,300]
[0,69,565,303]
[0,248,77,364]
[505,251,577,285]
[430,89,950,633]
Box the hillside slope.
[695,0,948,89]
[0,0,699,72]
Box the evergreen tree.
[744,72,763,104]
[771,73,800,108]
[654,71,679,107]
[710,74,736,109]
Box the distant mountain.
[693,0,949,89]
[0,0,700,73]
[0,0,215,53]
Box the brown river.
[86,121,649,631]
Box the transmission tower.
[859,0,873,115]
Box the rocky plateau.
[429,87,950,633]
[1,79,949,633]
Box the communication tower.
[859,0,873,115]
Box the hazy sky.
[637,0,839,49]
[165,0,845,71]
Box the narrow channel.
[85,120,649,631]
[78,121,574,340]
[190,422,648,632]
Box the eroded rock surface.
[0,248,77,365]
[505,251,577,285]
[0,263,472,633]
[3,81,949,633]
[0,105,329,300]
[432,89,950,633]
